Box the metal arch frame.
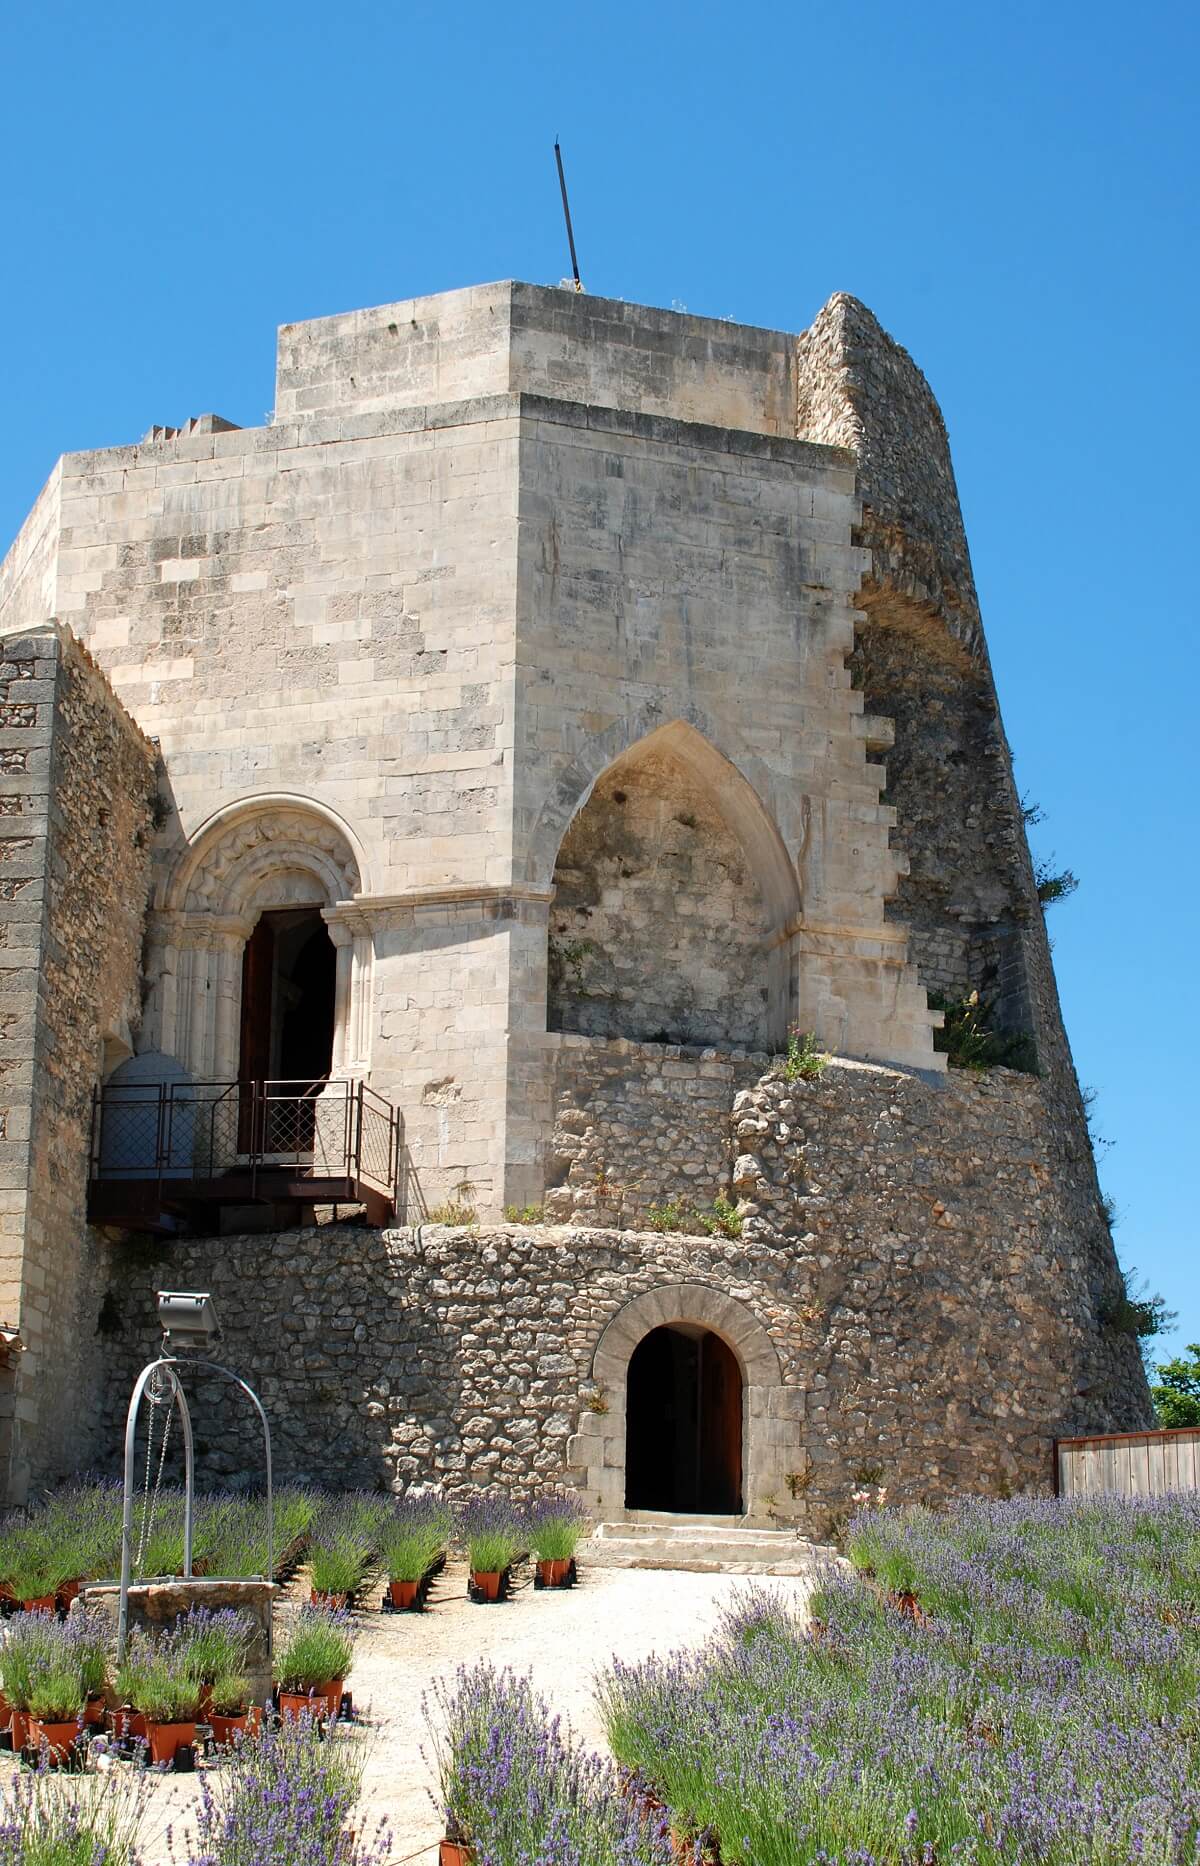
[117,1355,273,1662]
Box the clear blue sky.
[3,1,1196,1360]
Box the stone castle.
[0,280,1150,1528]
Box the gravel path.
[117,1557,817,1864]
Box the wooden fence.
[1055,1427,1200,1497]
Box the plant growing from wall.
[1099,1266,1175,1368]
[547,932,598,1001]
[929,990,1038,1074]
[1150,1344,1200,1428]
[699,1193,743,1239]
[427,1181,479,1226]
[645,1199,695,1234]
[779,1027,828,1083]
[504,1204,544,1224]
[1034,859,1079,907]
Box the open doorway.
[238,909,337,1148]
[624,1324,743,1513]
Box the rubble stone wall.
[548,748,772,1049]
[95,1047,1151,1537]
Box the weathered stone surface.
[94,1050,1149,1541]
[0,281,1140,1518]
[0,627,155,1499]
[80,1581,274,1704]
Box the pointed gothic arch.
[538,718,801,1048]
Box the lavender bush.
[171,1716,389,1866]
[0,1480,321,1592]
[427,1662,673,1865]
[0,1759,148,1865]
[379,1488,452,1583]
[527,1491,589,1563]
[456,1493,525,1574]
[596,1495,1200,1864]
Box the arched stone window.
[541,721,800,1050]
[569,1282,804,1523]
[142,797,373,1085]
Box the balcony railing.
[88,1078,403,1231]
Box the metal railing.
[90,1076,402,1207]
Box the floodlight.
[156,1290,219,1347]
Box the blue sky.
[3,1,1197,1359]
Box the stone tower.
[0,282,1149,1517]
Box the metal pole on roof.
[554,140,583,292]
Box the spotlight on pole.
[156,1290,219,1349]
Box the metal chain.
[134,1366,174,1572]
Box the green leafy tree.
[1150,1344,1200,1428]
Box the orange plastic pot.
[8,1710,28,1751]
[278,1678,343,1722]
[22,1595,57,1614]
[29,1717,78,1763]
[57,1579,82,1610]
[389,1578,419,1609]
[209,1706,261,1746]
[109,1707,147,1743]
[146,1719,195,1767]
[470,1570,502,1601]
[309,1588,348,1608]
[83,1694,106,1728]
[440,1842,475,1866]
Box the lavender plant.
[427,1662,673,1864]
[597,1497,1200,1864]
[170,1716,389,1866]
[456,1492,525,1574]
[527,1490,589,1563]
[378,1489,451,1583]
[0,1761,148,1866]
[0,1608,64,1711]
[307,1492,385,1597]
[171,1605,255,1687]
[274,1605,354,1692]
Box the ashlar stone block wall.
[0,625,155,1498]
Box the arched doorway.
[625,1324,743,1513]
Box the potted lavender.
[379,1491,451,1610]
[274,1604,354,1722]
[528,1491,589,1588]
[457,1494,524,1603]
[207,1671,261,1746]
[134,1653,200,1767]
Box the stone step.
[588,1520,831,1575]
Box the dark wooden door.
[699,1331,742,1513]
[238,916,274,1149]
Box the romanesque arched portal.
[570,1282,804,1522]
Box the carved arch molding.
[566,1282,806,1524]
[141,799,374,1083]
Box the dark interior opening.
[624,1324,743,1513]
[239,908,337,1089]
[238,909,337,1151]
